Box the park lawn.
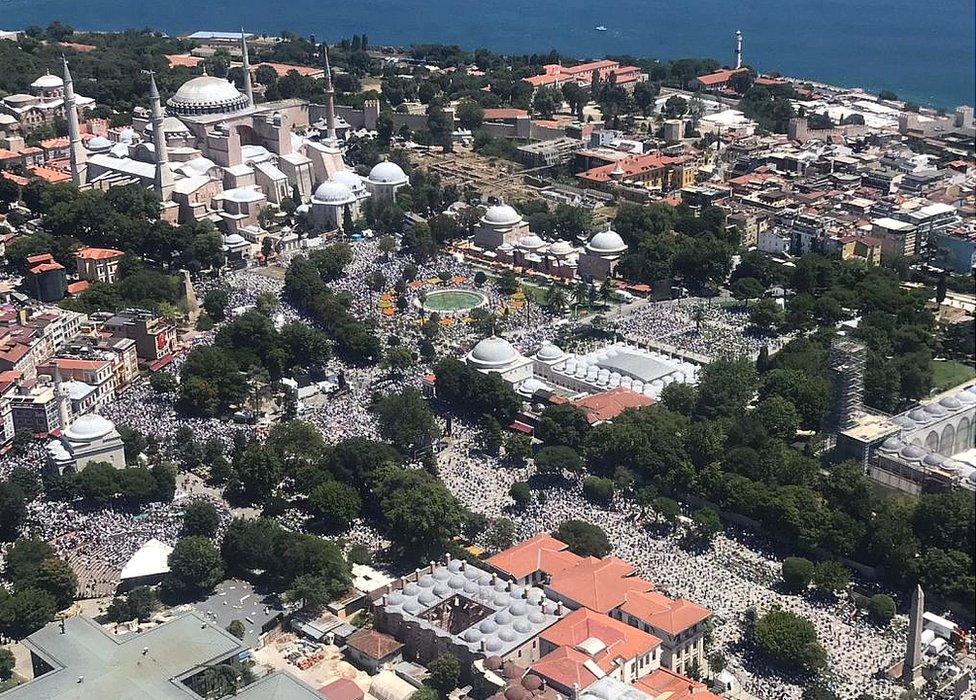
[932,359,976,393]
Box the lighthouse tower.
[735,30,743,69]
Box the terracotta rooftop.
[578,153,689,183]
[571,388,653,424]
[166,54,205,68]
[618,590,709,636]
[345,629,403,660]
[487,533,583,581]
[318,678,364,700]
[634,668,723,700]
[76,247,125,260]
[483,108,529,121]
[28,165,71,184]
[253,62,324,78]
[695,68,748,86]
[546,557,653,614]
[540,608,660,675]
[530,646,599,691]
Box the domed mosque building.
[471,202,580,280]
[578,225,629,281]
[69,34,361,243]
[45,413,126,474]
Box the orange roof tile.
[76,247,124,260]
[44,358,108,371]
[572,388,653,424]
[346,629,403,660]
[530,646,599,691]
[1,172,29,187]
[618,590,709,637]
[577,153,689,183]
[28,165,71,184]
[547,557,653,613]
[634,668,723,700]
[483,108,529,121]
[540,608,660,674]
[253,62,324,78]
[39,137,70,149]
[166,54,205,68]
[66,281,91,294]
[487,533,583,581]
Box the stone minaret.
[902,584,924,686]
[735,30,743,69]
[62,56,87,187]
[148,72,174,201]
[323,45,337,142]
[240,29,254,108]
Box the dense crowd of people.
[612,298,791,361]
[438,416,905,700]
[0,241,913,700]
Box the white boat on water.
[595,25,607,31]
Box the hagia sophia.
[56,34,408,237]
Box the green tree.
[535,404,591,449]
[509,482,532,507]
[504,434,532,466]
[202,289,230,322]
[150,371,178,394]
[226,619,246,639]
[582,476,615,506]
[751,608,827,672]
[781,557,814,593]
[374,467,463,560]
[168,536,224,593]
[308,481,362,530]
[554,520,611,558]
[374,388,439,454]
[867,594,896,625]
[183,500,221,538]
[0,483,27,541]
[811,560,850,595]
[534,445,584,475]
[0,647,15,681]
[427,653,461,697]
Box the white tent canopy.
[120,538,173,581]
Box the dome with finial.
[167,74,249,117]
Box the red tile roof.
[483,108,529,121]
[695,68,748,87]
[28,165,71,184]
[546,557,653,614]
[571,388,653,424]
[487,533,583,581]
[540,608,660,675]
[634,668,723,700]
[166,54,205,68]
[618,590,709,636]
[66,281,91,295]
[253,62,324,78]
[319,678,365,700]
[346,629,403,660]
[578,153,689,183]
[530,646,599,691]
[76,247,124,260]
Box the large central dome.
[167,75,250,117]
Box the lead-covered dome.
[31,73,64,90]
[536,342,565,363]
[332,170,366,194]
[586,228,628,255]
[468,336,520,369]
[517,233,545,251]
[367,160,408,186]
[482,203,521,227]
[313,180,356,205]
[167,75,250,116]
[64,414,115,442]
